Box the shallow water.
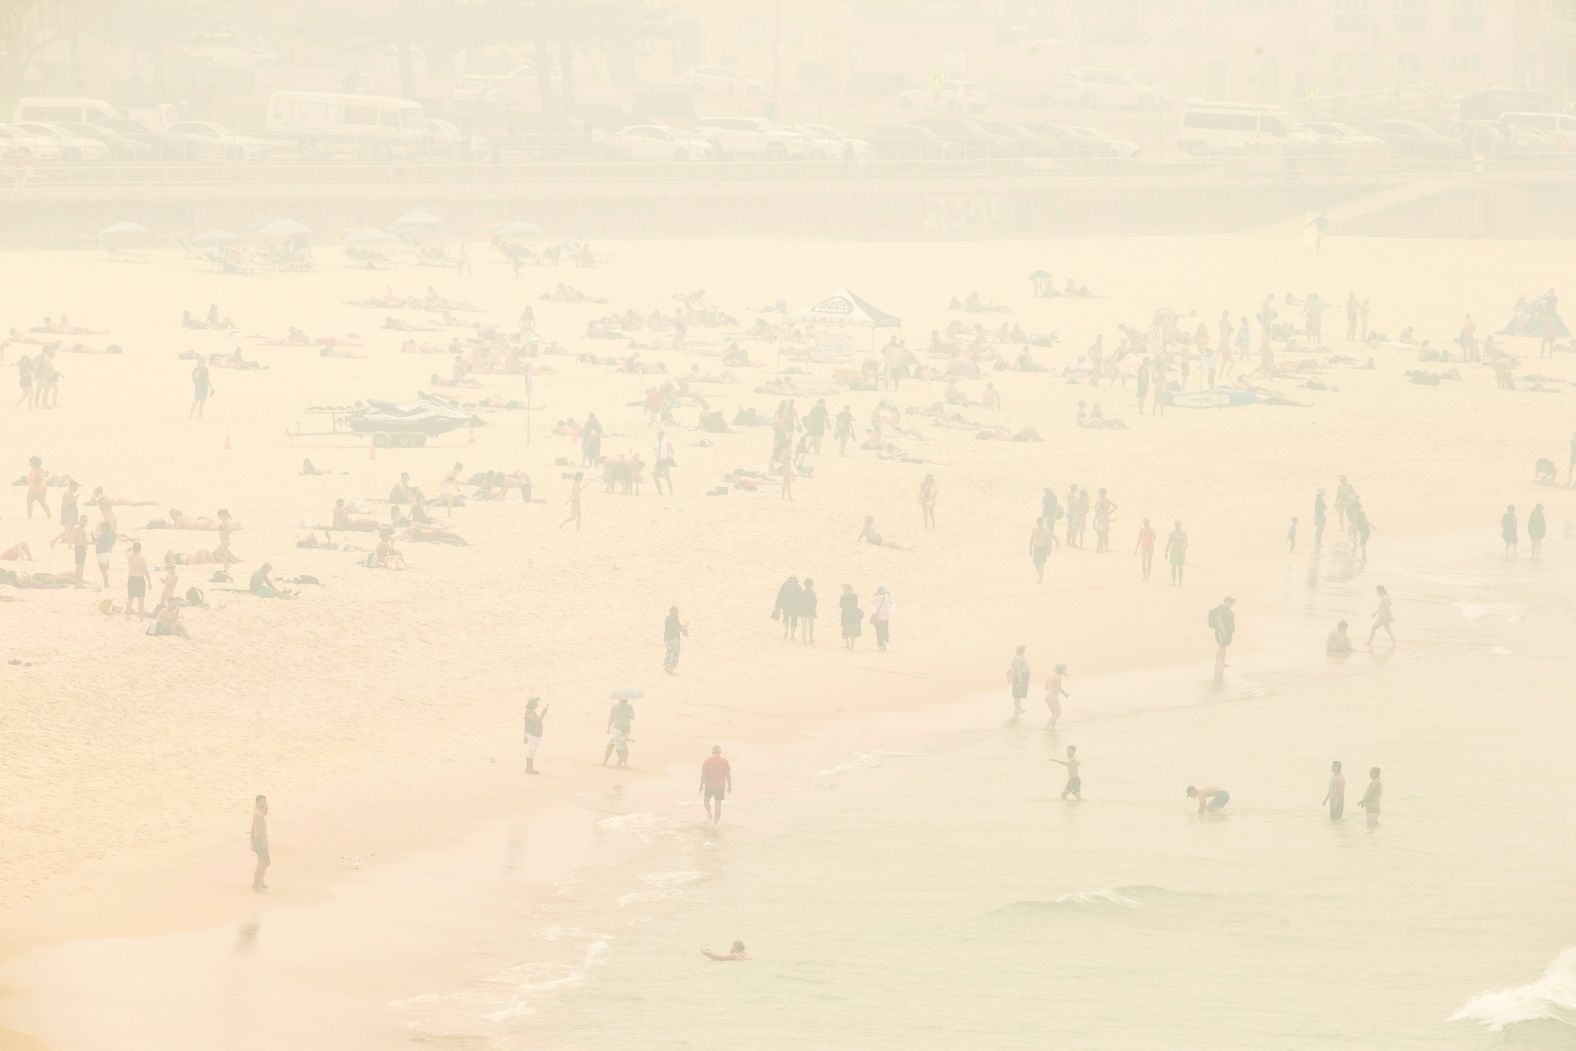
[393,537,1576,1050]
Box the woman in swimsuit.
[25,456,49,518]
[1366,585,1395,648]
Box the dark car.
[911,116,1018,159]
[1368,119,1463,159]
[867,123,962,161]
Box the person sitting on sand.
[1326,620,1353,654]
[0,541,35,561]
[857,515,902,549]
[301,459,325,476]
[389,472,413,504]
[249,563,291,598]
[332,498,379,532]
[368,531,408,570]
[702,941,749,962]
[146,603,189,639]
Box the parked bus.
[264,92,428,156]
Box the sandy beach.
[2,228,1573,1049]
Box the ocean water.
[399,536,1576,1051]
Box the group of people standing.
[772,576,895,651]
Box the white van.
[1179,100,1308,153]
[264,92,428,155]
[1497,111,1576,149]
[12,97,119,124]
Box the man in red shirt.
[699,745,733,825]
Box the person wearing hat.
[523,697,548,775]
[1208,597,1236,682]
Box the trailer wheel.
[395,432,416,448]
[416,434,429,447]
[373,432,391,448]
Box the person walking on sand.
[775,575,803,640]
[1135,517,1156,582]
[700,745,732,825]
[834,404,854,457]
[1008,645,1030,717]
[1501,504,1518,556]
[250,795,270,892]
[1186,784,1230,814]
[603,696,634,767]
[1044,664,1068,731]
[1323,760,1346,820]
[523,697,547,774]
[1358,767,1382,826]
[1093,489,1116,553]
[124,541,151,619]
[1287,516,1298,553]
[559,472,585,531]
[1030,518,1055,584]
[1529,503,1546,559]
[664,606,688,672]
[1367,585,1395,647]
[190,360,214,420]
[653,430,675,496]
[799,580,818,645]
[1164,521,1188,585]
[838,584,861,649]
[1208,596,1236,682]
[1050,744,1081,800]
[870,586,894,651]
[919,474,938,530]
[25,456,49,519]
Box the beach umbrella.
[257,218,309,239]
[344,228,396,245]
[497,221,545,239]
[393,210,440,227]
[193,229,242,245]
[99,220,150,239]
[609,688,644,701]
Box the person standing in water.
[1050,744,1081,801]
[1313,488,1327,548]
[1135,517,1156,582]
[919,474,938,530]
[1287,516,1298,553]
[250,795,270,892]
[1008,645,1030,717]
[604,697,634,767]
[663,606,688,673]
[1500,504,1518,555]
[1366,585,1395,647]
[1323,761,1345,820]
[1044,664,1068,732]
[1528,503,1546,559]
[1208,596,1236,682]
[1358,767,1382,826]
[523,697,547,774]
[699,745,732,825]
[1164,521,1188,585]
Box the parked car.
[10,121,110,161]
[681,66,767,96]
[695,118,810,160]
[866,123,962,161]
[1368,119,1463,159]
[453,75,500,105]
[898,81,989,113]
[1300,121,1385,149]
[1021,120,1124,160]
[505,115,595,160]
[0,124,62,161]
[793,123,872,162]
[1047,68,1168,110]
[1064,125,1141,158]
[911,116,1018,159]
[417,117,490,159]
[61,122,152,159]
[970,76,1048,107]
[162,120,270,160]
[600,124,716,161]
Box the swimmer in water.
[1186,784,1230,814]
[702,941,748,962]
